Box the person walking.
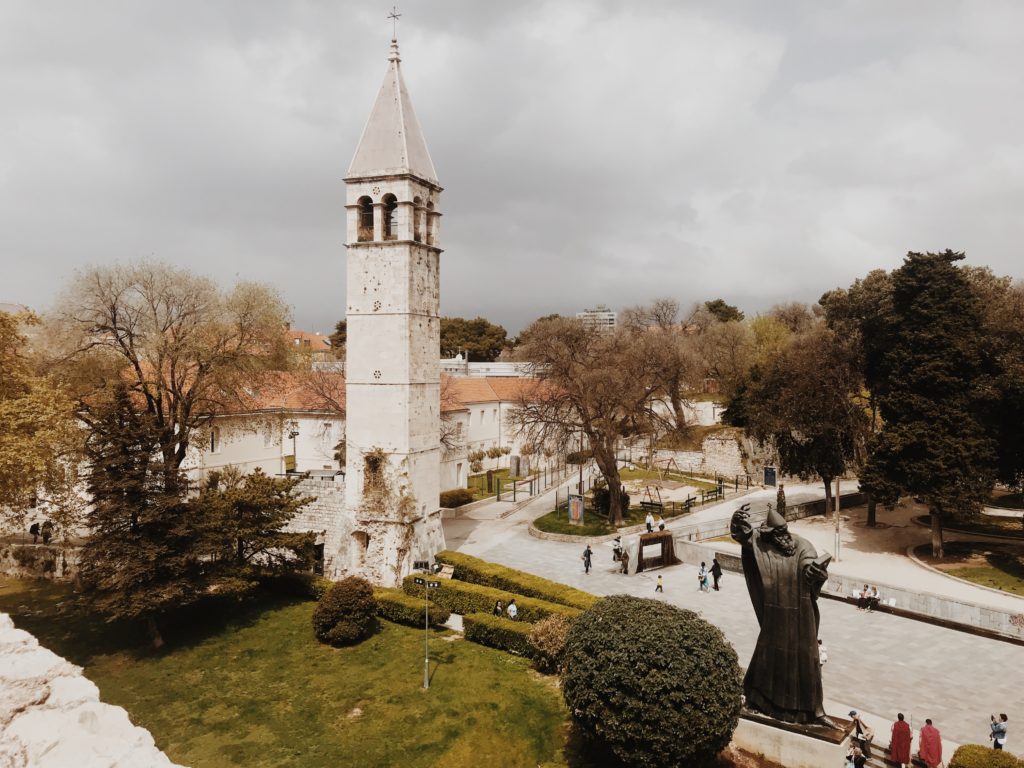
[711,557,723,591]
[492,600,503,617]
[697,562,710,593]
[645,510,654,533]
[655,575,663,593]
[29,522,39,544]
[776,483,786,516]
[890,713,912,768]
[918,718,942,768]
[620,549,629,574]
[506,599,518,620]
[991,713,1009,751]
[40,520,53,545]
[582,545,592,574]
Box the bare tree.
[510,318,660,524]
[51,261,291,495]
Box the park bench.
[639,500,664,514]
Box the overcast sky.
[2,1,1023,334]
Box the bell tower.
[340,36,445,585]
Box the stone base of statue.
[731,709,854,768]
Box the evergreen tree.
[865,251,997,556]
[79,384,204,648]
[196,467,315,589]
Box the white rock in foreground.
[0,612,185,767]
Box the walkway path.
[443,483,1024,750]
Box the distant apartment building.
[576,305,617,332]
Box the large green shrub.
[440,488,475,508]
[373,587,450,628]
[433,551,596,610]
[312,577,377,646]
[528,614,572,674]
[261,572,333,600]
[401,575,579,623]
[463,612,533,656]
[950,744,1024,768]
[561,595,742,768]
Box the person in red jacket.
[890,713,912,768]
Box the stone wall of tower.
[340,174,446,587]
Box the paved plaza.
[444,481,1024,752]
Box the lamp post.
[413,561,439,689]
[288,421,300,471]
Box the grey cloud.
[1,1,1022,334]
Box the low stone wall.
[822,571,1024,643]
[0,613,183,767]
[0,544,79,581]
[671,494,862,543]
[673,529,1024,643]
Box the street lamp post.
[413,561,440,689]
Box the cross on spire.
[387,6,402,39]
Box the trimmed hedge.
[434,550,597,610]
[463,612,533,657]
[401,574,580,623]
[440,488,475,508]
[260,572,334,601]
[373,587,450,628]
[950,745,1024,768]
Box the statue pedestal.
[732,710,854,768]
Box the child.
[655,575,664,593]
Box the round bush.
[312,577,377,646]
[529,614,572,674]
[561,595,742,768]
[950,744,1024,768]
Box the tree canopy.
[862,251,998,555]
[0,310,81,529]
[440,316,509,361]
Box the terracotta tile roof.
[444,377,498,405]
[222,371,345,415]
[286,329,333,352]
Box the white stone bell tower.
[340,36,445,586]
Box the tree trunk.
[146,616,165,649]
[930,510,944,558]
[866,494,877,527]
[592,442,624,526]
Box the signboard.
[568,494,584,524]
[763,466,776,487]
[284,454,296,473]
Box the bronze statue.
[731,502,830,724]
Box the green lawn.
[991,491,1024,510]
[915,542,1024,597]
[916,514,1023,539]
[618,467,718,490]
[0,579,569,768]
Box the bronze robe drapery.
[740,531,825,723]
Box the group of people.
[28,520,53,544]
[491,599,518,620]
[855,584,881,612]
[696,558,723,592]
[846,711,1009,767]
[643,510,666,533]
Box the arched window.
[425,201,435,245]
[382,194,398,240]
[412,196,423,242]
[357,196,373,242]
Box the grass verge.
[914,542,1024,597]
[0,579,568,768]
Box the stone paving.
[444,483,1024,753]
